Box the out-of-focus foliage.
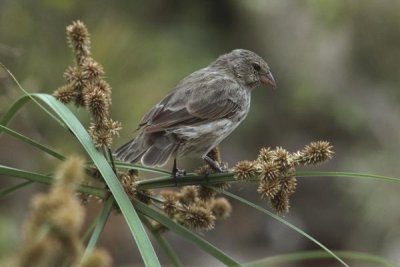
[1,0,400,266]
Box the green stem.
[0,181,34,198]
[136,171,400,190]
[0,124,66,161]
[0,164,107,198]
[243,250,396,267]
[107,147,117,174]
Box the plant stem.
[107,147,117,174]
[136,170,400,190]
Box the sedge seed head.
[296,141,334,166]
[270,192,290,215]
[257,147,274,163]
[66,20,91,64]
[210,198,232,219]
[81,58,104,81]
[179,186,198,205]
[259,161,281,181]
[272,147,294,171]
[53,84,76,104]
[233,160,257,181]
[257,179,282,200]
[183,205,215,230]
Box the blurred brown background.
[1,1,400,266]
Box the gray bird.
[115,49,275,175]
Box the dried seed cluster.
[159,186,232,231]
[233,141,334,214]
[11,158,111,267]
[115,169,153,206]
[53,20,121,148]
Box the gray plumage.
[115,49,275,167]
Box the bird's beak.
[260,72,276,89]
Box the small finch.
[115,49,275,175]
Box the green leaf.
[0,64,66,128]
[219,190,349,267]
[243,250,396,267]
[30,93,160,267]
[82,197,114,259]
[297,171,400,184]
[0,180,33,198]
[0,124,65,161]
[133,199,240,267]
[114,161,170,175]
[0,164,106,198]
[0,95,31,128]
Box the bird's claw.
[172,168,186,178]
[172,168,186,186]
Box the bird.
[115,49,276,176]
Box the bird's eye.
[252,63,261,71]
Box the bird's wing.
[140,77,242,133]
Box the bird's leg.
[171,158,186,186]
[203,155,224,173]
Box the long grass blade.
[32,93,160,267]
[219,190,349,267]
[0,124,65,160]
[0,95,31,129]
[0,64,65,127]
[0,180,33,198]
[0,164,106,198]
[82,197,114,259]
[133,199,240,267]
[297,171,400,183]
[243,250,397,267]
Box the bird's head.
[217,49,276,90]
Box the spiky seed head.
[259,161,280,181]
[183,205,215,230]
[233,160,257,181]
[88,124,113,148]
[257,147,274,163]
[66,20,91,64]
[104,118,122,137]
[196,186,216,200]
[64,66,86,90]
[296,141,334,166]
[54,156,85,187]
[273,147,294,171]
[81,58,104,81]
[161,191,180,216]
[280,169,297,195]
[83,87,109,119]
[179,186,198,205]
[96,80,112,105]
[210,198,232,219]
[270,192,290,214]
[257,179,282,199]
[53,84,76,104]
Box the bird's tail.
[114,132,177,167]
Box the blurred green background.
[1,0,400,266]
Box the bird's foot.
[171,167,186,186]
